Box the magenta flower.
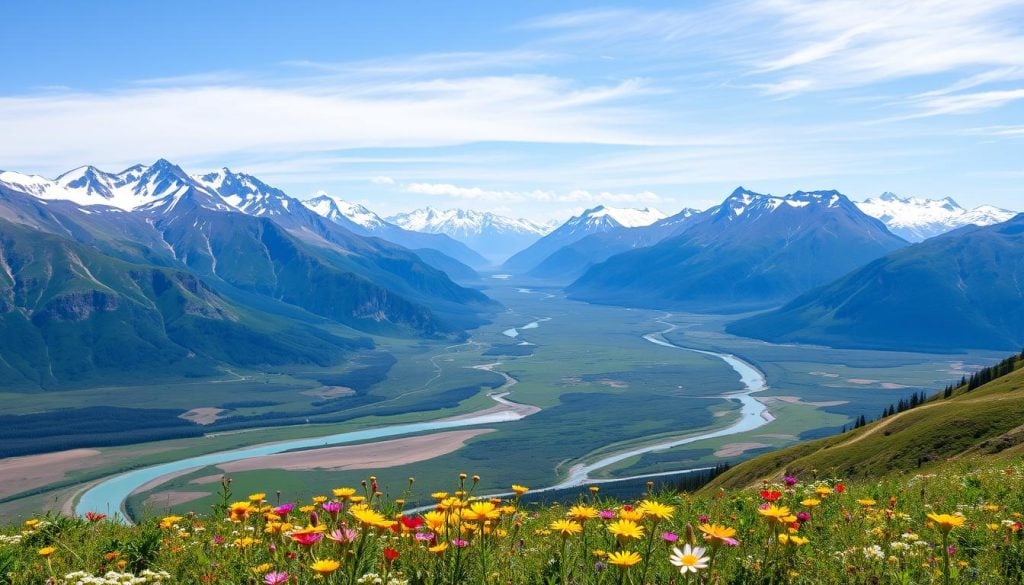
[662,531,679,543]
[452,539,468,548]
[290,532,323,547]
[264,572,289,585]
[322,501,342,519]
[698,514,710,523]
[796,512,811,523]
[414,532,435,542]
[273,503,294,516]
[784,476,798,487]
[211,536,226,545]
[599,510,615,520]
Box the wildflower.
[760,490,782,503]
[801,499,821,508]
[608,519,645,541]
[784,476,798,487]
[927,513,966,533]
[618,506,645,522]
[38,546,56,557]
[264,572,289,585]
[758,505,796,524]
[310,559,341,576]
[332,487,357,500]
[273,503,294,516]
[858,499,877,507]
[778,534,808,546]
[512,484,529,496]
[599,509,616,520]
[249,493,267,503]
[290,530,323,547]
[451,539,468,548]
[662,531,679,543]
[322,501,342,518]
[351,506,390,528]
[863,545,885,560]
[399,516,424,531]
[465,501,501,522]
[699,523,738,546]
[669,544,709,573]
[639,500,675,521]
[159,515,184,529]
[328,527,358,543]
[607,550,642,567]
[568,505,599,521]
[383,547,399,561]
[429,542,449,555]
[228,502,254,522]
[85,512,106,522]
[550,519,583,537]
[815,486,833,497]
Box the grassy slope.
[706,358,1024,490]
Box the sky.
[1,0,1023,222]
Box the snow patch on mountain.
[857,192,1017,241]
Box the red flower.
[759,490,782,503]
[400,516,424,530]
[383,547,399,561]
[85,512,107,523]
[836,484,846,494]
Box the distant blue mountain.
[728,213,1024,351]
[567,188,908,311]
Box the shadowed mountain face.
[0,218,369,390]
[728,214,1024,351]
[567,188,908,311]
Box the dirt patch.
[140,491,209,512]
[715,442,771,457]
[179,407,226,425]
[218,429,496,473]
[768,395,849,407]
[0,449,101,497]
[302,386,356,399]
[189,474,225,486]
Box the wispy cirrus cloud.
[403,181,667,205]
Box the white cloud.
[402,181,667,205]
[0,75,661,174]
[370,176,396,184]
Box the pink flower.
[327,527,358,544]
[264,572,289,585]
[452,539,468,548]
[662,531,679,543]
[599,510,615,520]
[414,532,435,542]
[273,503,294,516]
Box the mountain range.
[387,208,551,264]
[567,188,909,311]
[0,161,498,389]
[502,205,667,273]
[729,213,1024,351]
[856,192,1016,242]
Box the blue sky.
[2,0,1023,221]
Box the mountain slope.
[706,355,1024,489]
[728,213,1024,351]
[857,192,1016,241]
[1,162,498,336]
[388,208,550,263]
[526,208,700,282]
[502,205,666,273]
[569,188,907,311]
[0,218,365,390]
[303,194,488,269]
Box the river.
[75,315,771,520]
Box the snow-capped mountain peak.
[388,207,550,237]
[568,205,667,229]
[856,192,1017,241]
[303,191,387,230]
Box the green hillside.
[706,352,1024,490]
[0,218,366,390]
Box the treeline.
[945,349,1024,396]
[0,406,203,458]
[847,349,1024,432]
